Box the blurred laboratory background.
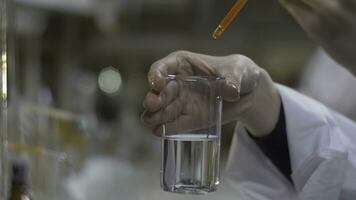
[0,0,326,199]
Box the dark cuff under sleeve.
[248,103,293,183]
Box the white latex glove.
[141,51,281,137]
[279,0,356,75]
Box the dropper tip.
[212,26,224,40]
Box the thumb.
[147,51,217,92]
[218,57,261,102]
[181,54,261,102]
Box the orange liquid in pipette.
[212,0,249,39]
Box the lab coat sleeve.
[225,84,356,200]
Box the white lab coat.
[226,85,356,200]
[299,48,356,121]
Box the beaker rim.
[166,75,224,82]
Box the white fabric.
[299,48,356,121]
[226,85,356,200]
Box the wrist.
[240,69,281,137]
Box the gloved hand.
[141,51,281,137]
[279,0,356,75]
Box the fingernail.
[150,81,155,88]
[153,125,164,137]
[222,80,241,102]
[230,83,238,90]
[229,83,241,98]
[150,78,160,91]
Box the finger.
[141,96,186,128]
[147,51,194,91]
[217,55,258,102]
[161,80,180,107]
[147,51,221,90]
[143,91,162,112]
[218,69,242,102]
[183,94,209,124]
[143,79,180,112]
[182,54,218,76]
[141,110,157,128]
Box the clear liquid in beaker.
[161,134,220,194]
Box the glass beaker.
[18,103,89,172]
[4,143,71,200]
[0,0,10,197]
[160,75,223,194]
[3,103,89,200]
